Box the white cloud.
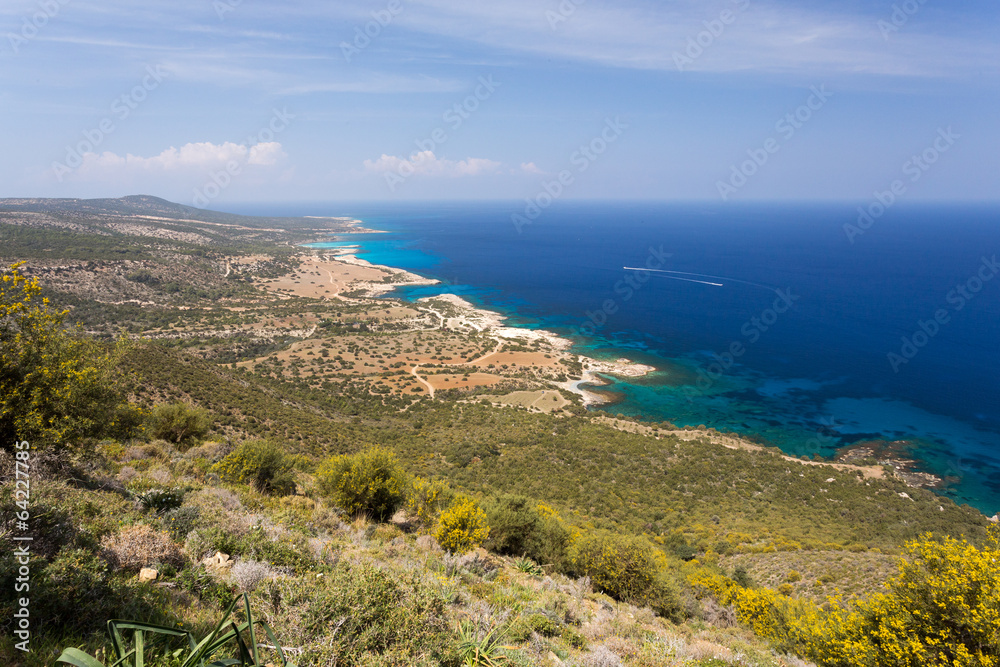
[363,150,501,177]
[519,162,544,174]
[59,141,286,180]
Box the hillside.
[1,197,996,666]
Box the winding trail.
[410,364,435,397]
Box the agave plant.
[512,557,544,576]
[456,620,509,667]
[56,593,296,667]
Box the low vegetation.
[2,204,997,666]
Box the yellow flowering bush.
[406,476,455,526]
[792,528,1000,666]
[713,528,1000,666]
[1,263,141,451]
[434,495,489,553]
[316,447,409,520]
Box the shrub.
[230,559,278,592]
[256,561,459,666]
[1,265,142,452]
[212,440,296,495]
[483,494,570,568]
[186,525,314,573]
[160,505,200,540]
[316,447,408,520]
[406,476,455,526]
[100,524,186,572]
[134,486,185,513]
[0,547,168,640]
[176,565,237,609]
[570,532,681,619]
[435,496,490,554]
[788,529,1000,666]
[146,401,212,447]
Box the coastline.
[300,239,656,406]
[293,232,973,501]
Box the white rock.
[138,568,158,582]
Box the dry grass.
[101,524,186,572]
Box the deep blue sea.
[226,201,1000,514]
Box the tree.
[147,401,211,447]
[0,264,141,452]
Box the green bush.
[187,525,314,573]
[134,486,185,513]
[212,440,296,495]
[0,547,167,640]
[406,476,455,526]
[146,401,212,447]
[255,561,460,666]
[160,505,200,540]
[316,447,408,521]
[483,494,570,568]
[570,532,681,619]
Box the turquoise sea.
[228,201,1000,514]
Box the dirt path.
[410,365,435,397]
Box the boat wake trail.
[623,268,778,293]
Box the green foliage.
[146,402,212,447]
[176,565,237,609]
[524,613,559,637]
[257,561,459,666]
[436,496,491,554]
[570,532,681,619]
[483,495,570,569]
[212,440,296,495]
[456,620,508,667]
[134,486,185,514]
[407,476,456,526]
[0,547,167,641]
[56,593,296,667]
[160,505,200,540]
[513,557,544,576]
[316,447,409,521]
[732,565,754,588]
[188,525,314,572]
[0,263,141,451]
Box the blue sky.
[2,0,998,205]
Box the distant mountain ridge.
[0,195,336,230]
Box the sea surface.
[226,201,1000,514]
